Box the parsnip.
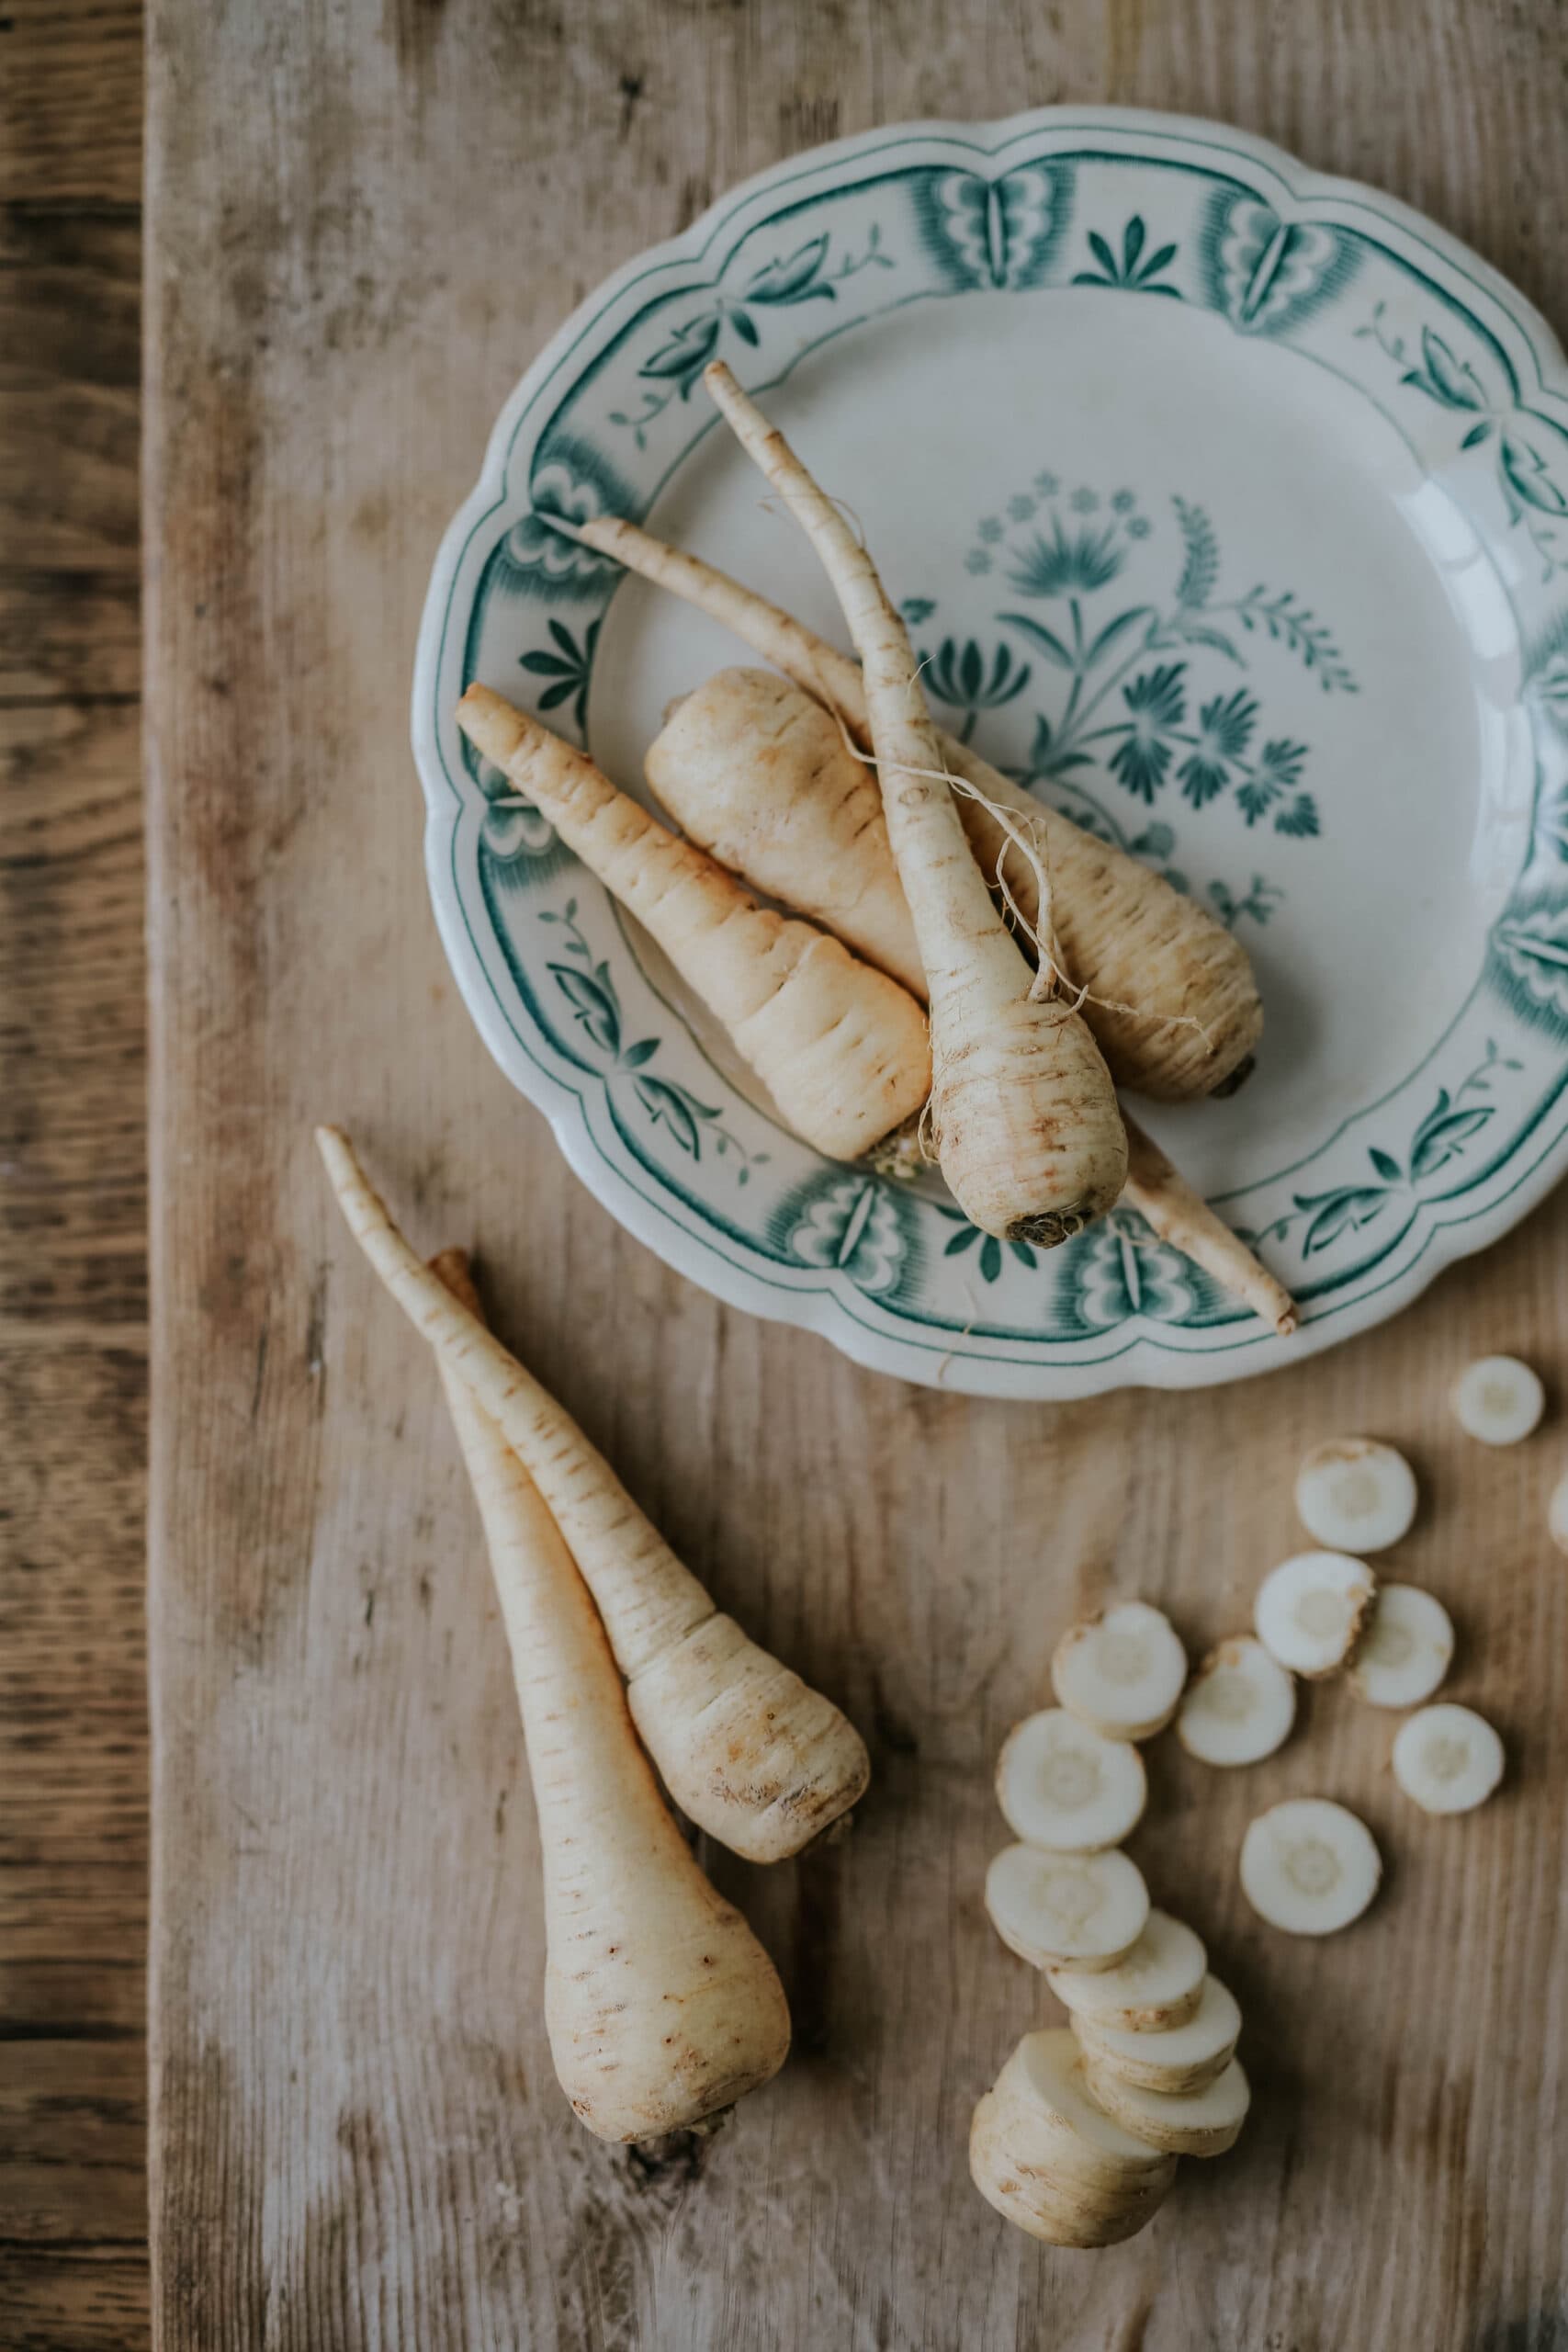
[457,685,930,1169]
[647,667,926,997]
[1254,1551,1376,1678]
[704,361,1127,1246]
[1082,2052,1251,2157]
[1071,1974,1241,2097]
[428,1250,789,2141]
[584,520,1262,1099]
[1051,1600,1189,1740]
[639,665,1292,1329]
[1238,1798,1382,1935]
[1177,1635,1296,1767]
[985,1844,1150,1972]
[1047,1910,1208,2034]
[317,1127,870,1861]
[1347,1584,1453,1709]
[1452,1355,1545,1444]
[996,1709,1146,1850]
[1294,1436,1417,1553]
[970,2030,1178,2247]
[1392,1702,1504,1814]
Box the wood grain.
[145,3,1568,2346]
[0,2,149,2345]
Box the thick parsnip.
[318,1127,871,1861]
[430,1249,790,2141]
[704,362,1126,1246]
[457,684,930,1169]
[579,516,1262,1099]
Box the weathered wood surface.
[0,2,150,2345]
[146,4,1568,2346]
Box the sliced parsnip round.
[1392,1702,1505,1814]
[1452,1354,1545,1445]
[1254,1552,1376,1678]
[1550,1469,1568,1555]
[1239,1798,1382,1935]
[1046,1910,1208,2034]
[1073,1974,1242,2096]
[1050,1602,1189,1740]
[1177,1635,1296,1767]
[1081,2051,1250,2157]
[1347,1584,1454,1709]
[996,1709,1147,1851]
[1294,1437,1417,1554]
[969,2030,1178,2246]
[986,1844,1150,1972]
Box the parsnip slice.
[1177,1635,1296,1767]
[996,1709,1146,1851]
[1239,1798,1382,1935]
[1081,2051,1250,2157]
[1294,1437,1417,1554]
[1550,1469,1568,1555]
[1452,1355,1544,1445]
[1047,1910,1207,2034]
[1254,1552,1376,1678]
[986,1844,1150,1972]
[1051,1601,1189,1740]
[1392,1702,1505,1814]
[1347,1584,1454,1709]
[970,2030,1177,2246]
[1073,1974,1241,2095]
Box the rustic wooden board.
[146,5,1568,2346]
[0,5,149,2343]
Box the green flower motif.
[1008,516,1126,598]
[1072,216,1180,297]
[938,1207,1038,1284]
[1126,514,1152,538]
[1007,493,1036,522]
[921,636,1032,741]
[1070,488,1100,514]
[1032,469,1060,495]
[1236,737,1307,825]
[1179,688,1258,807]
[520,616,601,734]
[1110,662,1187,801]
[977,516,1004,544]
[964,548,994,576]
[1111,490,1136,514]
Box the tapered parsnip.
[1119,1117,1296,1335]
[457,684,930,1169]
[428,1250,790,2141]
[317,1127,870,1860]
[640,665,1292,1330]
[703,362,1127,1246]
[648,668,927,997]
[581,516,1262,1098]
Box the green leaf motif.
[1295,1184,1393,1257]
[743,234,834,305]
[550,961,621,1056]
[1369,1146,1404,1182]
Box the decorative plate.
[412,107,1568,1398]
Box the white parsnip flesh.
[996,1709,1146,1850]
[704,361,1127,1246]
[970,2030,1178,2247]
[1452,1355,1545,1445]
[985,1844,1150,1972]
[317,1127,870,1861]
[1239,1798,1382,1935]
[1047,1910,1208,2034]
[457,684,931,1169]
[1348,1584,1454,1709]
[588,517,1262,1100]
[1392,1702,1505,1814]
[428,1251,789,2141]
[1177,1636,1296,1768]
[1051,1600,1189,1740]
[1294,1437,1417,1553]
[1072,1974,1241,2097]
[1082,2052,1251,2157]
[1254,1551,1376,1678]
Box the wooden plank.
[144,2,1568,2346]
[0,8,149,2345]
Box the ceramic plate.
[412,107,1568,1398]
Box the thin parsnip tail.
[318,1126,871,1859]
[1121,1117,1297,1337]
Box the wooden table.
[10,2,1568,2346]
[1,3,150,2346]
